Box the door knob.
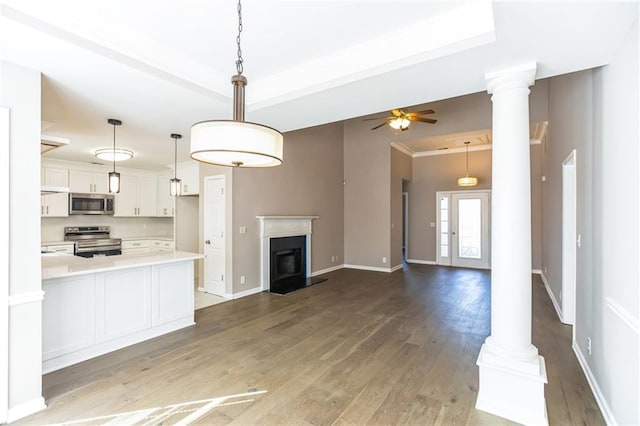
[205,240,211,244]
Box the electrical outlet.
[240,276,245,284]
[239,226,247,234]
[382,257,387,264]
[544,266,547,274]
[331,256,335,262]
[587,337,592,355]
[336,255,339,262]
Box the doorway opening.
[402,191,408,261]
[561,149,577,325]
[436,190,491,269]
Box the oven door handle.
[76,245,122,253]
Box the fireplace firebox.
[270,236,306,293]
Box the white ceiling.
[1,1,637,170]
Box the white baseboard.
[343,264,394,273]
[231,287,262,299]
[390,264,403,272]
[310,264,344,276]
[573,342,616,425]
[6,396,46,423]
[406,259,436,265]
[540,272,563,322]
[532,269,542,274]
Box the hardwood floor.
[18,265,603,425]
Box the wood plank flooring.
[17,265,603,425]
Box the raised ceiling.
[0,1,636,170]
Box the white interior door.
[204,176,225,296]
[562,150,577,325]
[451,191,491,269]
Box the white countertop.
[42,251,204,280]
[41,240,74,246]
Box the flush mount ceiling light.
[190,0,283,168]
[95,148,133,162]
[169,133,182,197]
[107,118,122,193]
[457,141,478,187]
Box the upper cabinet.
[177,162,199,196]
[41,167,69,217]
[114,174,158,217]
[156,176,175,217]
[69,170,109,194]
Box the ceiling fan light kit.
[457,140,478,187]
[368,108,437,131]
[190,0,283,168]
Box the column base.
[475,342,548,426]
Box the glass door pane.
[457,198,482,259]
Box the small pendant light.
[107,118,122,193]
[170,133,182,197]
[457,141,478,187]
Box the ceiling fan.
[365,108,437,131]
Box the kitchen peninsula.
[41,251,203,373]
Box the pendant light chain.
[235,0,244,75]
[112,123,116,172]
[465,141,469,176]
[174,135,178,179]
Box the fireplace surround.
[257,216,318,291]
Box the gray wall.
[199,122,345,294]
[544,20,639,424]
[390,147,412,267]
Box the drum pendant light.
[170,133,182,197]
[457,141,478,187]
[107,118,122,193]
[190,0,283,167]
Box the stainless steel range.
[64,226,122,258]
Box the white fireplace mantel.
[257,216,319,290]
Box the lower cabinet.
[96,267,151,342]
[42,260,194,373]
[43,275,96,361]
[152,262,194,326]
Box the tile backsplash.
[41,216,174,242]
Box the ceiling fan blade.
[371,122,388,130]
[413,117,438,124]
[410,109,435,115]
[363,117,391,121]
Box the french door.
[436,190,491,269]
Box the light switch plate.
[239,226,247,234]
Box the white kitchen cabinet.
[96,267,152,342]
[177,162,199,195]
[122,239,151,254]
[114,174,158,217]
[152,261,193,326]
[69,170,109,194]
[42,243,75,255]
[156,176,175,217]
[43,275,96,361]
[41,167,69,217]
[151,240,175,251]
[41,193,69,217]
[42,167,69,187]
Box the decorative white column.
[475,63,548,426]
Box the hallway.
[19,265,602,425]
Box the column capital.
[485,63,537,94]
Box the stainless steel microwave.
[69,193,114,215]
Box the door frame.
[562,149,577,326]
[202,174,230,297]
[436,190,492,269]
[402,191,409,260]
